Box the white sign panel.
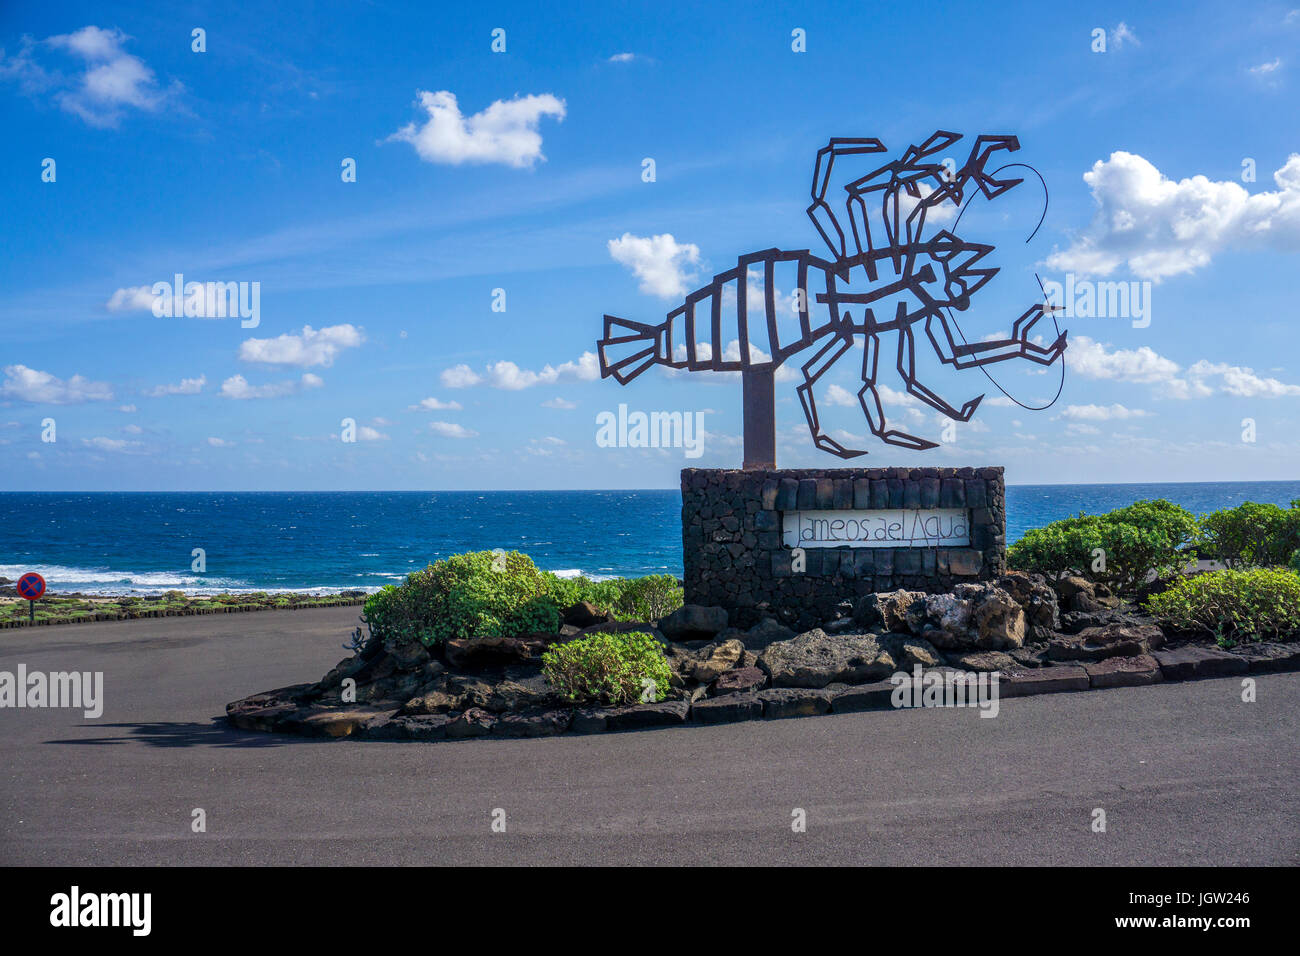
[782,509,971,549]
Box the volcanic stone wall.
[681,466,1006,629]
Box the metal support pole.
[742,366,776,470]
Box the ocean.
[1,482,1298,595]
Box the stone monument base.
[681,467,1007,630]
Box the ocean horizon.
[2,480,1298,596]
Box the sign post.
[17,572,46,625]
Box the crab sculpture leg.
[924,302,1067,371]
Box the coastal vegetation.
[361,549,683,647]
[1145,569,1300,645]
[0,590,367,628]
[540,630,673,705]
[1006,499,1200,593]
[1008,498,1300,644]
[1196,500,1300,568]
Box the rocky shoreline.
[226,571,1300,741]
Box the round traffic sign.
[17,572,46,601]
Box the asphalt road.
[1,606,1296,866]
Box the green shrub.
[1145,568,1300,644]
[612,574,683,621]
[1197,500,1300,568]
[361,551,685,648]
[1290,549,1300,574]
[364,550,562,647]
[541,631,673,705]
[541,572,683,622]
[1008,499,1198,594]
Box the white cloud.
[1068,335,1182,384]
[118,404,137,413]
[122,423,143,434]
[145,375,205,397]
[1068,336,1300,399]
[1250,58,1282,75]
[1059,403,1150,421]
[1186,360,1300,397]
[357,426,389,441]
[442,352,599,390]
[106,285,157,312]
[665,339,798,384]
[429,421,478,439]
[1045,151,1300,280]
[82,436,140,452]
[608,233,701,299]
[440,365,482,388]
[206,437,234,447]
[3,26,176,128]
[409,397,462,411]
[238,324,364,367]
[824,384,858,407]
[896,181,958,225]
[220,373,322,400]
[386,90,565,167]
[1,364,112,404]
[542,397,577,409]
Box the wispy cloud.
[409,397,462,411]
[1058,403,1150,421]
[1,25,178,127]
[220,373,323,399]
[441,352,599,390]
[82,436,141,452]
[145,375,206,397]
[429,421,478,438]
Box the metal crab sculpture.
[597,131,1067,467]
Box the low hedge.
[541,630,673,705]
[362,551,684,647]
[545,573,682,623]
[363,550,561,646]
[1008,499,1198,595]
[1196,500,1300,568]
[1144,568,1300,644]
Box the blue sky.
[2,0,1299,491]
